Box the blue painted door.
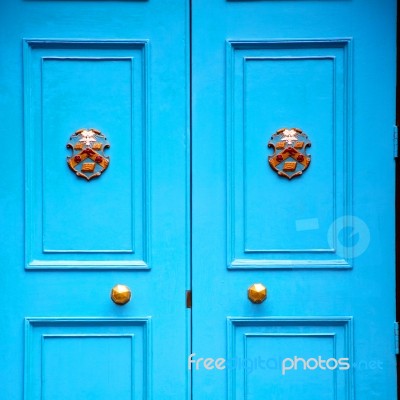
[0,1,189,399]
[0,1,397,399]
[192,0,397,399]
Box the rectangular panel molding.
[227,317,354,400]
[24,318,151,400]
[226,39,353,269]
[24,40,150,269]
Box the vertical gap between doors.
[396,0,399,396]
[189,1,193,399]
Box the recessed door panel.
[227,318,352,400]
[25,41,149,268]
[226,40,351,268]
[25,318,150,400]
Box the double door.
[0,0,396,399]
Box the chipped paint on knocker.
[268,128,311,179]
[67,129,110,181]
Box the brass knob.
[248,283,267,304]
[111,284,132,305]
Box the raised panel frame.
[227,316,354,400]
[24,39,150,270]
[24,317,151,400]
[226,39,353,269]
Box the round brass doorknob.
[248,283,267,304]
[111,284,132,305]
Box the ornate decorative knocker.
[66,128,110,181]
[268,128,311,179]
